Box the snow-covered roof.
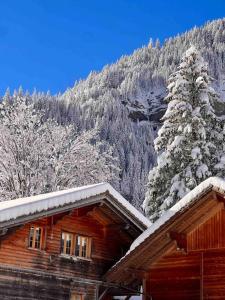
[110,177,225,270]
[0,182,151,228]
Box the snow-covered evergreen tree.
[0,92,119,200]
[143,46,222,220]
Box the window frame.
[61,231,74,256]
[28,225,43,250]
[70,292,84,300]
[61,231,92,260]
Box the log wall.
[148,208,225,300]
[188,209,225,251]
[0,206,131,299]
[0,266,98,300]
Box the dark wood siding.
[148,207,225,300]
[0,266,98,300]
[0,207,129,279]
[188,209,225,251]
[149,251,201,300]
[149,248,225,300]
[0,204,135,299]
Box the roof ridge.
[0,182,151,228]
[107,176,225,274]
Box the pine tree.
[3,88,11,105]
[143,46,222,220]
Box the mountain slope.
[42,18,225,209]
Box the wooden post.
[98,288,110,300]
[200,252,204,300]
[95,285,99,300]
[142,278,147,300]
[142,277,151,300]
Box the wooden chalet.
[106,177,225,300]
[3,177,225,300]
[0,182,150,300]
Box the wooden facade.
[3,180,225,299]
[106,188,225,300]
[0,193,147,300]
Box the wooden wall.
[188,209,225,251]
[0,205,132,299]
[0,266,98,300]
[147,207,225,300]
[149,251,201,300]
[149,248,225,300]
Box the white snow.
[196,164,209,179]
[215,155,225,169]
[0,182,151,227]
[191,147,201,159]
[112,177,225,269]
[144,45,221,221]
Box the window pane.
[29,227,34,248]
[81,237,87,258]
[35,227,42,249]
[75,236,80,256]
[61,233,65,253]
[66,233,72,255]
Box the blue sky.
[0,0,224,95]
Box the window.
[61,232,73,255]
[61,232,91,259]
[29,226,43,250]
[75,236,89,258]
[70,293,83,300]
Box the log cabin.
[0,182,151,300]
[105,177,225,300]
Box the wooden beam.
[147,240,177,267]
[200,252,204,300]
[118,240,176,285]
[98,206,121,223]
[214,192,225,204]
[184,201,224,234]
[0,228,8,236]
[124,268,148,280]
[104,195,147,231]
[0,193,107,229]
[75,205,98,217]
[105,223,128,230]
[175,192,221,232]
[142,278,152,300]
[98,288,110,300]
[87,205,113,226]
[0,225,22,243]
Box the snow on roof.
[0,182,151,228]
[111,177,225,269]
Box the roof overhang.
[0,183,151,231]
[105,177,225,283]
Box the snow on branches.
[0,91,119,201]
[144,46,223,221]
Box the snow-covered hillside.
[53,18,225,208]
[4,18,225,209]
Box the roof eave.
[105,184,225,281]
[0,192,147,232]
